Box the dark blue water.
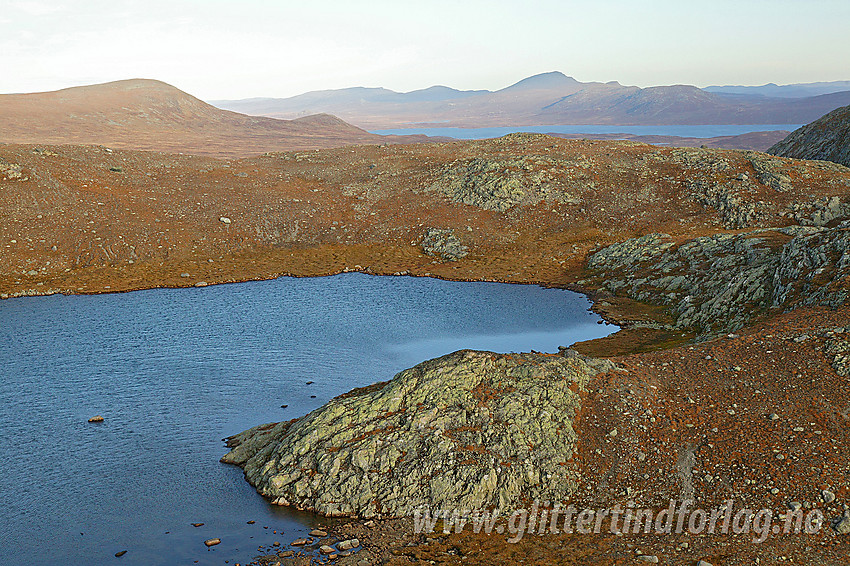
[371,124,801,139]
[0,274,612,565]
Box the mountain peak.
[55,78,185,95]
[501,72,581,91]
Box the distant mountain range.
[211,72,850,129]
[705,81,850,98]
[2,77,845,157]
[0,79,433,157]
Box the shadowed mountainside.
[768,104,850,167]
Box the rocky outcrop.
[750,155,793,192]
[785,195,850,227]
[771,224,850,307]
[822,327,850,377]
[424,139,583,211]
[768,104,850,168]
[421,228,468,261]
[586,225,850,336]
[423,140,847,228]
[222,349,616,518]
[687,178,770,229]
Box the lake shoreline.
[0,258,657,356]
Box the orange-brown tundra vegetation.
[2,133,850,565]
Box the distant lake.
[372,124,802,139]
[0,274,613,566]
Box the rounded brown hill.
[769,103,850,167]
[0,79,428,158]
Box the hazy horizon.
[5,72,850,102]
[1,0,849,99]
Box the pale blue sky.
[1,0,848,98]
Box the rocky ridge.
[671,149,850,229]
[222,350,616,517]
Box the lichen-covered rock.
[750,156,793,193]
[672,149,849,228]
[772,226,850,307]
[786,195,850,227]
[687,179,769,228]
[222,349,615,518]
[586,233,673,269]
[824,333,850,377]
[421,228,468,261]
[589,231,781,334]
[427,157,546,211]
[587,225,850,337]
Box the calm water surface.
[0,274,613,565]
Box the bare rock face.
[221,349,615,518]
[750,155,793,193]
[768,104,850,168]
[667,148,850,229]
[772,225,850,307]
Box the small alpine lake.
[0,273,614,565]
